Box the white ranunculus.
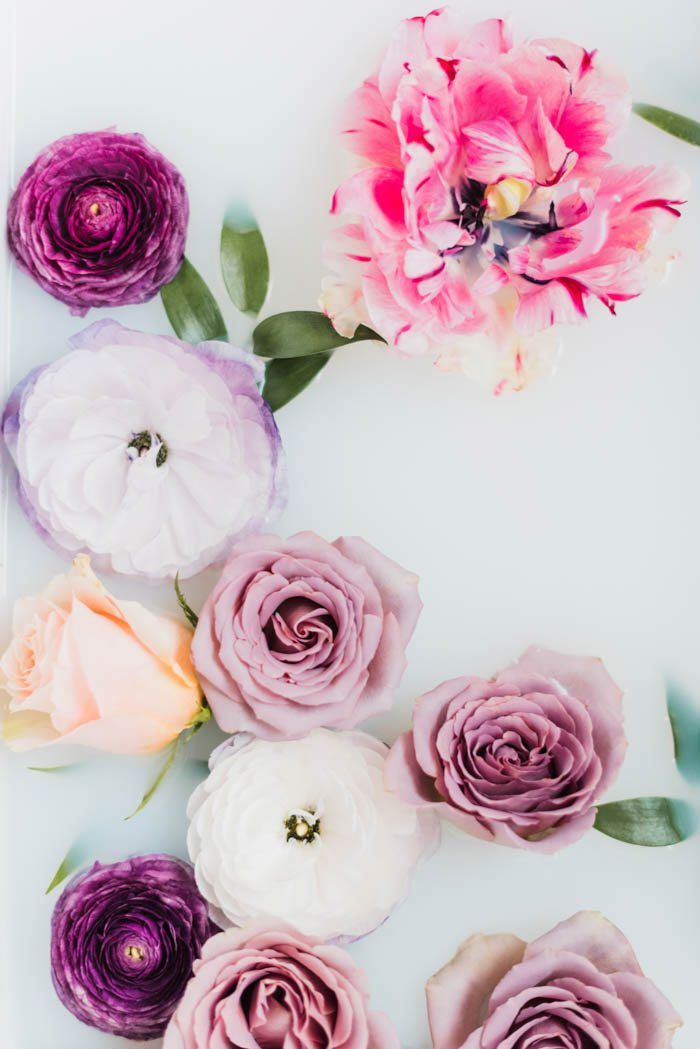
[3,320,286,580]
[186,729,439,941]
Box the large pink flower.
[426,911,681,1049]
[322,9,687,392]
[164,920,399,1049]
[385,647,626,853]
[191,532,421,740]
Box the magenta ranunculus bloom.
[321,9,689,393]
[163,920,400,1049]
[426,911,681,1049]
[385,646,626,852]
[50,855,217,1041]
[7,130,188,313]
[191,531,422,740]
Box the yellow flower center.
[485,179,532,221]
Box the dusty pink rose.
[191,532,421,740]
[163,919,399,1049]
[322,9,688,392]
[0,555,202,753]
[385,647,626,852]
[426,911,681,1049]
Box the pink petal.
[464,118,535,183]
[426,933,526,1049]
[524,911,643,975]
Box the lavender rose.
[50,854,217,1041]
[7,130,188,313]
[192,532,421,739]
[426,911,681,1049]
[385,647,626,852]
[164,920,399,1049]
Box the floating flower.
[322,9,688,392]
[2,320,285,580]
[50,854,217,1041]
[192,531,421,740]
[163,919,399,1049]
[186,729,439,941]
[7,129,188,314]
[385,646,626,852]
[0,555,202,753]
[426,911,681,1049]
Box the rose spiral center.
[264,598,337,657]
[127,430,168,467]
[284,810,320,844]
[124,944,145,962]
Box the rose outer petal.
[426,933,527,1049]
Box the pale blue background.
[1,0,699,1046]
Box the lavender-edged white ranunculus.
[385,647,626,853]
[192,531,421,740]
[186,729,439,941]
[426,911,681,1049]
[50,854,218,1041]
[2,320,286,580]
[7,130,188,313]
[164,919,400,1049]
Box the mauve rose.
[192,532,421,740]
[7,130,188,313]
[50,854,217,1041]
[426,911,681,1049]
[385,646,626,852]
[163,920,399,1049]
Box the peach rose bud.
[0,555,202,754]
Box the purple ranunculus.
[50,854,217,1041]
[191,531,422,740]
[385,647,626,853]
[426,911,681,1049]
[163,919,400,1049]
[7,130,188,313]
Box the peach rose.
[0,556,202,753]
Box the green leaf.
[633,104,700,147]
[28,764,76,773]
[262,352,333,412]
[221,213,270,316]
[125,737,181,820]
[253,311,383,359]
[45,844,84,894]
[174,573,199,628]
[183,700,212,743]
[666,681,700,783]
[161,257,228,344]
[594,796,696,846]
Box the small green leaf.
[28,764,76,773]
[666,681,700,783]
[45,845,83,894]
[161,257,228,344]
[174,573,199,629]
[253,311,383,359]
[594,796,696,846]
[125,737,181,820]
[183,700,212,743]
[262,352,333,412]
[221,213,270,316]
[633,104,700,147]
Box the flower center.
[124,945,145,962]
[127,430,168,467]
[89,202,101,216]
[284,810,320,843]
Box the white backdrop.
[1,0,699,1046]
